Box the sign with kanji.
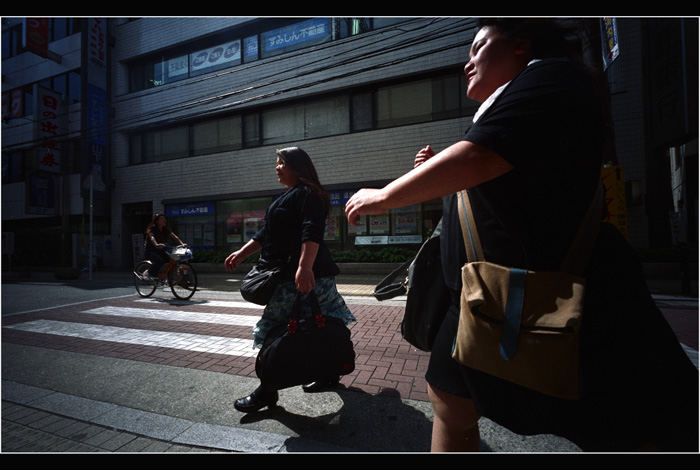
[35,86,64,173]
[601,165,629,239]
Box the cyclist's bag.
[373,219,451,351]
[255,291,355,390]
[451,184,603,400]
[240,258,287,305]
[170,246,193,260]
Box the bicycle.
[133,245,198,300]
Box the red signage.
[25,18,49,58]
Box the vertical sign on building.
[24,18,49,58]
[81,18,110,199]
[35,85,64,173]
[600,18,619,70]
[601,165,629,240]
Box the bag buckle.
[315,313,326,328]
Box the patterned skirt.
[251,276,356,348]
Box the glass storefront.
[165,192,443,254]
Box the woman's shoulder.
[523,58,593,84]
[287,183,317,200]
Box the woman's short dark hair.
[477,18,578,60]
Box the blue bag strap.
[499,268,527,361]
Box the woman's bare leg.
[428,383,481,452]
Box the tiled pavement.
[1,275,436,452]
[2,293,428,402]
[1,271,697,452]
[2,401,219,453]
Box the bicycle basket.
[170,246,193,260]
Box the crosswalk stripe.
[134,299,264,309]
[4,319,257,357]
[83,306,260,327]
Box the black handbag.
[255,291,356,390]
[240,259,287,305]
[374,219,451,351]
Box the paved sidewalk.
[2,269,697,453]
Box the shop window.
[217,197,272,247]
[166,202,216,248]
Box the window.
[67,71,81,104]
[2,151,25,184]
[243,114,260,147]
[190,41,241,78]
[193,116,242,156]
[128,71,474,164]
[216,197,272,246]
[161,54,189,84]
[51,18,81,41]
[377,79,433,127]
[376,74,475,128]
[351,92,373,131]
[262,104,304,145]
[243,35,259,63]
[127,18,413,92]
[135,126,189,163]
[334,18,371,39]
[2,24,22,58]
[305,97,349,138]
[261,96,349,144]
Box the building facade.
[2,17,697,271]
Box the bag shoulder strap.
[457,181,604,275]
[457,191,484,263]
[373,218,444,301]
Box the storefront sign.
[262,18,330,56]
[166,202,215,217]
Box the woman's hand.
[344,188,387,226]
[414,145,435,168]
[295,266,316,293]
[296,241,319,292]
[225,240,261,271]
[224,250,245,271]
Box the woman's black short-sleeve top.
[441,59,606,291]
[253,183,339,280]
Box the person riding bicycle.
[143,213,186,282]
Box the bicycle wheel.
[134,261,157,297]
[170,262,197,300]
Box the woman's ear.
[513,37,531,56]
[512,36,534,65]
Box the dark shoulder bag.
[374,219,452,351]
[240,258,288,305]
